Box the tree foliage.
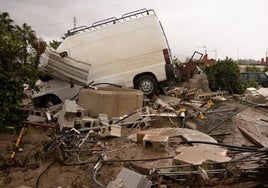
[0,12,42,127]
[31,37,47,67]
[245,65,261,72]
[49,40,61,50]
[205,58,244,94]
[237,59,261,65]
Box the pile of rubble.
[1,84,268,188]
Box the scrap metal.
[6,126,26,166]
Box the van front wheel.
[134,75,158,98]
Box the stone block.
[143,134,169,151]
[74,117,99,129]
[110,124,122,137]
[77,87,143,119]
[98,114,109,126]
[58,100,77,131]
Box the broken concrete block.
[76,106,87,118]
[58,100,77,131]
[75,117,99,129]
[136,131,151,143]
[99,126,110,137]
[98,114,109,126]
[107,167,152,188]
[173,145,231,165]
[110,124,122,137]
[77,87,143,119]
[143,134,169,151]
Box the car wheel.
[134,75,158,98]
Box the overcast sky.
[1,0,268,61]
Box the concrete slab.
[129,128,217,144]
[77,87,143,119]
[173,145,231,165]
[237,122,268,147]
[107,167,152,188]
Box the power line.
[32,22,72,28]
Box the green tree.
[0,12,39,127]
[31,37,47,67]
[16,23,36,64]
[49,40,61,50]
[205,58,244,94]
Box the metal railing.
[66,8,156,37]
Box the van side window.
[59,51,68,58]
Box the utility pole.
[265,48,268,66]
[73,17,76,29]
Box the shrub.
[205,58,244,94]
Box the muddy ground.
[0,98,268,188]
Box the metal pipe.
[179,140,259,151]
[24,121,56,129]
[6,126,26,165]
[157,169,226,176]
[153,158,268,171]
[78,126,102,132]
[93,161,105,188]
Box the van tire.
[134,75,158,98]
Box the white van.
[33,9,175,107]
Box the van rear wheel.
[134,75,158,98]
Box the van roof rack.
[66,8,156,37]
